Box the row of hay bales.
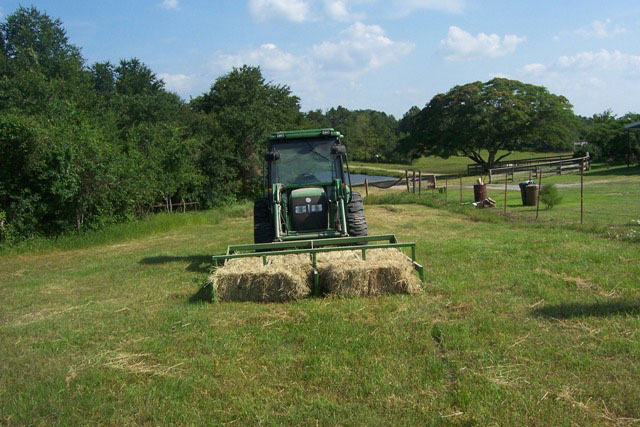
[209,248,422,302]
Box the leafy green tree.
[0,114,41,238]
[302,109,331,129]
[398,106,420,135]
[0,6,83,78]
[402,78,578,169]
[584,111,640,164]
[191,65,303,196]
[318,106,402,162]
[0,6,90,115]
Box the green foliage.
[190,65,303,197]
[402,78,579,168]
[2,5,635,248]
[304,107,405,162]
[582,111,640,163]
[0,11,305,244]
[539,184,562,209]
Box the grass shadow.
[587,164,640,177]
[189,282,213,304]
[139,255,212,273]
[532,300,640,319]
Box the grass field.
[351,150,571,176]
[362,163,640,234]
[2,183,640,424]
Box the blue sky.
[1,1,639,118]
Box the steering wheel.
[294,172,318,184]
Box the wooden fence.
[150,199,199,213]
[468,154,575,175]
[488,157,590,184]
[362,171,436,197]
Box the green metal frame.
[265,129,353,241]
[208,234,425,303]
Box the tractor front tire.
[346,191,368,237]
[254,198,274,244]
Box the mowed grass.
[364,163,640,233]
[2,201,640,424]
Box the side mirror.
[331,144,347,155]
[265,150,280,161]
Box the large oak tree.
[401,78,578,169]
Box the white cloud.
[160,0,179,10]
[556,49,640,72]
[393,0,465,15]
[311,22,414,77]
[214,43,299,72]
[575,19,627,39]
[248,0,366,22]
[213,22,412,79]
[158,73,199,95]
[489,72,509,79]
[248,0,310,22]
[519,49,640,115]
[521,63,546,75]
[440,26,524,61]
[520,49,640,80]
[210,22,413,111]
[324,0,362,21]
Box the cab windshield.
[269,138,342,186]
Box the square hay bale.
[317,248,422,297]
[211,254,311,302]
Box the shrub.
[540,184,562,209]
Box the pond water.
[348,173,397,185]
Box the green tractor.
[210,128,424,300]
[254,128,366,243]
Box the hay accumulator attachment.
[209,129,424,302]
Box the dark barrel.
[473,184,488,202]
[525,184,539,206]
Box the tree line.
[398,79,639,170]
[0,6,409,244]
[1,6,637,244]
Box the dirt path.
[484,180,612,191]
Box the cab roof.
[268,128,342,141]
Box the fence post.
[405,170,409,193]
[182,198,186,213]
[365,178,369,198]
[445,178,448,205]
[459,178,463,206]
[504,171,508,214]
[536,171,543,220]
[580,161,584,224]
[418,171,422,195]
[489,169,493,184]
[412,170,416,194]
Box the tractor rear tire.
[346,191,368,237]
[254,198,274,244]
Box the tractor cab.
[209,129,425,301]
[255,128,366,243]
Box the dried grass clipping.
[317,248,421,297]
[212,254,311,302]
